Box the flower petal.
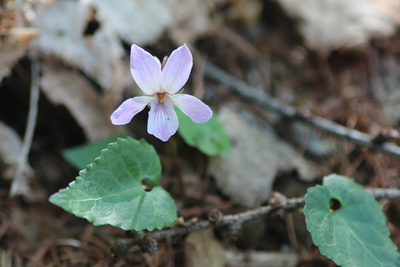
[161,44,193,94]
[110,96,154,125]
[170,94,212,123]
[130,45,162,95]
[147,95,178,141]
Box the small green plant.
[304,174,400,267]
[176,107,231,157]
[51,138,177,231]
[51,44,231,232]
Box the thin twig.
[115,188,400,251]
[204,62,400,159]
[365,188,400,200]
[9,61,40,197]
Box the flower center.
[158,93,165,103]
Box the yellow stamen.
[158,93,165,103]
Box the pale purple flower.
[111,44,212,141]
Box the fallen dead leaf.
[93,0,222,45]
[209,106,318,208]
[40,62,120,141]
[34,0,128,91]
[0,122,33,191]
[276,0,400,51]
[184,228,226,267]
[0,122,45,201]
[0,28,38,82]
[226,0,264,26]
[34,0,223,91]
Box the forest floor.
[1,1,400,266]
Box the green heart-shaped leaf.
[304,174,400,267]
[176,107,231,157]
[50,137,177,231]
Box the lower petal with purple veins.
[111,96,154,125]
[147,96,179,142]
[170,94,212,123]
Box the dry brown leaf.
[0,122,34,178]
[209,106,318,208]
[184,228,225,267]
[276,0,400,51]
[227,0,264,26]
[34,0,129,91]
[0,28,38,82]
[0,121,40,198]
[381,58,400,124]
[93,0,222,45]
[40,62,120,141]
[34,0,223,91]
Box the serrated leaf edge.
[50,137,177,231]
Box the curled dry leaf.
[0,122,34,180]
[209,107,317,208]
[40,62,120,141]
[0,28,39,82]
[34,0,128,91]
[34,0,222,91]
[0,121,39,199]
[276,0,400,51]
[184,228,226,267]
[93,0,221,44]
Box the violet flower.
[111,44,212,141]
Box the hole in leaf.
[141,178,155,192]
[83,8,100,36]
[329,198,341,212]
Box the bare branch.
[114,189,400,251]
[366,188,400,200]
[10,61,40,197]
[204,62,400,159]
